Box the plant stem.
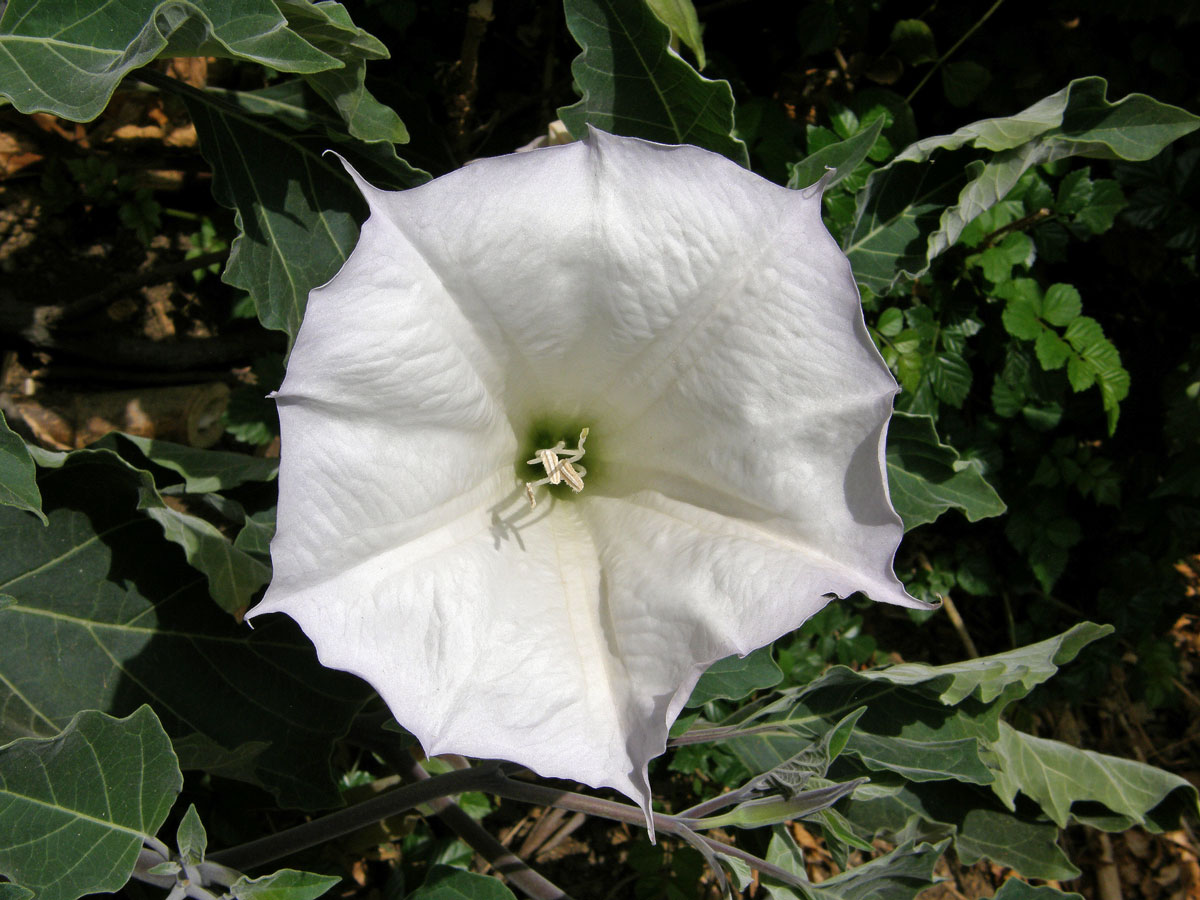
[906,0,1006,104]
[206,766,497,871]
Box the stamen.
[524,428,590,508]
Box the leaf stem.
[906,0,1006,104]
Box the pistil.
[524,428,589,508]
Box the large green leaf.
[0,706,182,900]
[885,411,1006,529]
[0,411,43,524]
[0,0,340,121]
[991,722,1199,831]
[559,0,748,165]
[98,433,278,493]
[845,77,1200,293]
[762,832,946,900]
[30,445,270,616]
[787,117,885,192]
[0,460,369,809]
[993,882,1083,900]
[165,76,426,339]
[644,0,706,69]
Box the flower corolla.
[247,128,927,821]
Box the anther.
[524,428,589,508]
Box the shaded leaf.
[993,881,1083,900]
[171,78,427,339]
[559,0,747,165]
[176,804,207,867]
[101,433,278,493]
[0,461,369,809]
[885,411,1006,529]
[788,117,885,191]
[0,707,182,900]
[687,646,783,707]
[405,865,518,900]
[0,410,43,524]
[941,61,990,108]
[0,0,339,121]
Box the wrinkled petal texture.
[249,128,924,812]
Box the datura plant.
[246,127,930,824]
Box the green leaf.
[1073,179,1125,234]
[1063,316,1130,432]
[991,722,1199,830]
[764,837,946,900]
[0,0,341,121]
[691,779,867,831]
[559,0,748,166]
[890,19,937,65]
[0,410,44,524]
[30,445,270,615]
[941,61,990,108]
[0,884,35,900]
[231,869,340,900]
[0,707,182,900]
[405,865,518,900]
[885,411,1006,529]
[1035,331,1072,370]
[0,461,369,809]
[993,881,1083,900]
[928,352,972,407]
[171,77,427,340]
[843,781,1078,881]
[788,117,885,191]
[1001,298,1042,340]
[846,78,1200,291]
[1041,284,1082,326]
[101,434,278,493]
[688,646,783,706]
[275,0,409,145]
[644,0,705,69]
[177,804,207,866]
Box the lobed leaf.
[0,0,340,122]
[885,411,1006,529]
[0,460,369,809]
[845,77,1200,293]
[559,0,747,165]
[687,645,783,707]
[0,707,182,900]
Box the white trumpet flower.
[246,128,927,824]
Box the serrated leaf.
[0,410,44,524]
[405,865,518,900]
[788,117,885,191]
[991,722,1199,830]
[1063,316,1129,432]
[846,77,1199,291]
[231,869,340,900]
[645,0,706,69]
[885,411,1006,529]
[0,461,369,809]
[928,352,972,407]
[559,0,747,165]
[1035,331,1071,370]
[1073,179,1125,234]
[687,646,783,707]
[0,0,341,121]
[1001,299,1041,340]
[0,707,182,900]
[1041,284,1082,326]
[172,79,426,340]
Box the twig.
[980,208,1054,249]
[206,766,499,871]
[916,552,978,658]
[404,758,575,900]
